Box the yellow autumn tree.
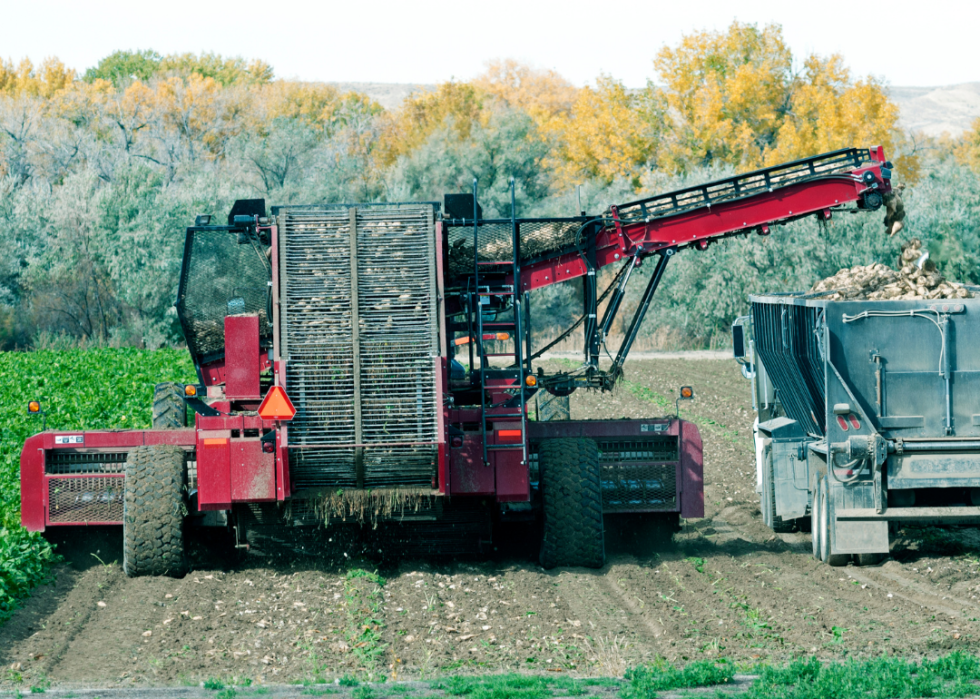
[955,118,980,174]
[654,21,912,178]
[547,77,665,188]
[0,57,76,97]
[654,21,792,170]
[473,59,577,126]
[474,61,663,188]
[377,81,485,165]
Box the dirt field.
[3,358,980,689]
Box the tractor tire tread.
[152,383,186,430]
[539,438,604,570]
[123,445,187,578]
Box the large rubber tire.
[123,445,188,577]
[819,476,849,567]
[539,438,604,569]
[152,382,186,429]
[811,479,822,561]
[763,448,795,533]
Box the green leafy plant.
[623,659,733,697]
[744,652,980,699]
[0,349,195,624]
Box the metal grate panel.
[48,477,124,523]
[46,451,127,475]
[446,219,586,277]
[752,300,825,436]
[177,229,272,364]
[597,438,679,512]
[279,205,440,489]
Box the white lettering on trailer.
[54,435,84,445]
[640,424,668,433]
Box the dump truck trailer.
[20,147,894,576]
[736,292,980,565]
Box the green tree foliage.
[82,49,163,85]
[0,28,971,353]
[83,50,273,87]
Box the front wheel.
[152,382,186,429]
[539,438,604,569]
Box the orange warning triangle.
[258,386,296,420]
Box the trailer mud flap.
[831,482,888,554]
[832,517,888,554]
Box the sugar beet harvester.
[21,147,894,577]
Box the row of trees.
[2,22,979,351]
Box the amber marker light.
[28,400,41,413]
[184,385,198,397]
[525,375,537,387]
[680,386,694,398]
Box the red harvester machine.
[21,147,894,576]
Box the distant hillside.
[328,81,435,111]
[888,82,980,137]
[332,81,980,137]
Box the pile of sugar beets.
[811,239,973,301]
[810,190,972,301]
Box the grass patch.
[745,652,980,699]
[0,349,195,624]
[341,571,387,682]
[430,673,615,699]
[622,659,733,697]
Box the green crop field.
[0,348,195,621]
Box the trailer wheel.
[811,480,821,560]
[152,382,186,429]
[818,475,848,567]
[123,445,187,577]
[539,438,604,569]
[762,448,795,533]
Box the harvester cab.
[21,146,895,576]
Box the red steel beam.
[517,164,890,292]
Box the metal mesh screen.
[178,230,272,361]
[279,205,439,490]
[48,477,124,523]
[446,220,586,277]
[46,451,127,475]
[597,438,679,512]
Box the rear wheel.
[539,438,604,569]
[819,476,848,567]
[152,382,186,429]
[763,447,795,533]
[123,445,187,577]
[811,478,822,560]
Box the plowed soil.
[3,358,980,690]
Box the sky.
[4,0,974,88]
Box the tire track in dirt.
[709,512,980,658]
[845,565,977,619]
[593,561,668,642]
[44,567,123,678]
